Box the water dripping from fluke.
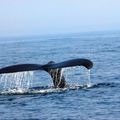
[0,71,34,95]
[0,67,93,95]
[86,69,92,88]
[63,67,93,88]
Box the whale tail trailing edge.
[0,59,93,74]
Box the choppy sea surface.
[0,31,120,120]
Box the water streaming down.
[0,66,92,94]
[56,68,64,88]
[63,66,92,89]
[87,69,92,87]
[0,71,34,94]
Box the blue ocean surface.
[0,31,120,120]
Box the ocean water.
[0,31,120,120]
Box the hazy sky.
[0,0,120,37]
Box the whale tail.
[0,58,93,88]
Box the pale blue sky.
[0,0,120,37]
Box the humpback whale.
[0,58,93,88]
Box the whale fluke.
[0,59,93,74]
[0,58,93,88]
